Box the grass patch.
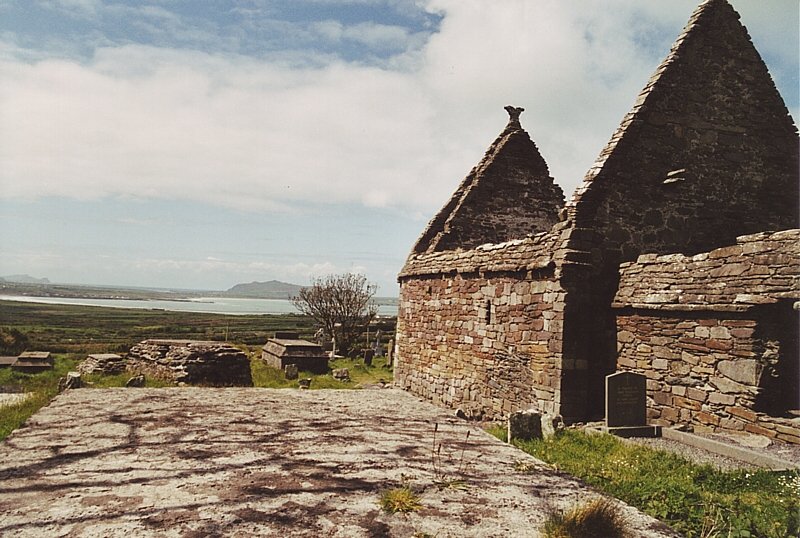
[250,355,392,389]
[542,498,629,538]
[489,427,800,538]
[0,354,79,441]
[0,300,321,353]
[0,391,53,441]
[379,486,422,513]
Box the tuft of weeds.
[542,498,630,538]
[430,422,472,490]
[379,486,422,513]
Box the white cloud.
[39,0,101,18]
[0,0,796,218]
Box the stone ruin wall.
[127,339,253,386]
[396,233,567,419]
[614,230,800,443]
[412,113,564,256]
[395,1,799,426]
[616,313,798,443]
[565,1,798,259]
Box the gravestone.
[507,409,543,442]
[363,349,374,366]
[604,371,659,437]
[284,364,299,380]
[387,339,394,368]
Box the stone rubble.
[127,339,253,386]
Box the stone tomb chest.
[261,332,329,373]
[12,351,53,373]
[127,339,252,386]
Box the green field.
[0,299,318,354]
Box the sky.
[0,0,797,296]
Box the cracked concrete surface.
[0,388,681,537]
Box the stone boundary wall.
[396,271,565,419]
[127,339,253,386]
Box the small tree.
[292,273,377,357]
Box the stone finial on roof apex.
[504,105,524,125]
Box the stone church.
[395,0,799,443]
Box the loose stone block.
[508,409,543,442]
[717,359,759,385]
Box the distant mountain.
[225,280,304,299]
[1,274,50,284]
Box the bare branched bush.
[292,273,377,357]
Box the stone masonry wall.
[396,272,565,419]
[616,312,799,444]
[555,0,798,421]
[412,112,564,255]
[614,230,800,443]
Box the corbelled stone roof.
[410,107,564,256]
[613,229,800,311]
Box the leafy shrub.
[0,327,29,355]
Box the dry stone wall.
[397,232,567,419]
[127,339,253,386]
[77,354,126,376]
[614,231,800,443]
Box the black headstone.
[605,371,647,428]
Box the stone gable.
[411,107,564,255]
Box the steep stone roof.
[411,107,564,255]
[564,0,798,250]
[613,229,800,312]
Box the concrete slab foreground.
[0,388,680,537]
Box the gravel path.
[616,432,799,471]
[0,388,681,538]
[624,437,758,470]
